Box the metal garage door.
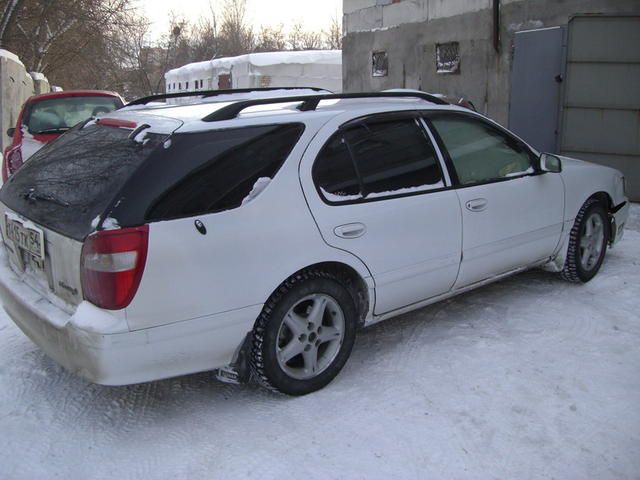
[509,26,564,153]
[560,15,640,201]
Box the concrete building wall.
[343,0,640,126]
[0,50,34,152]
[30,72,51,95]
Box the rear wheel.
[250,270,357,395]
[561,198,609,283]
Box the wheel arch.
[549,191,613,273]
[223,259,372,385]
[268,261,372,329]
[590,190,613,209]
[587,191,614,238]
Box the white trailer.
[165,50,342,95]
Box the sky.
[137,0,343,40]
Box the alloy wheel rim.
[579,213,605,271]
[276,293,345,380]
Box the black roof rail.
[125,87,331,107]
[201,91,449,122]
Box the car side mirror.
[539,153,562,173]
[6,127,15,138]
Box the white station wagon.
[0,90,630,395]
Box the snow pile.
[101,217,120,231]
[19,129,45,161]
[90,215,120,231]
[29,72,46,81]
[241,177,271,205]
[243,50,341,67]
[0,48,24,66]
[321,182,445,201]
[132,129,149,145]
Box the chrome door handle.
[334,223,366,239]
[466,198,488,212]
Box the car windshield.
[25,96,122,134]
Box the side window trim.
[423,111,540,188]
[341,134,368,197]
[421,115,461,186]
[314,112,450,206]
[417,117,453,188]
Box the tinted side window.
[313,117,443,203]
[313,135,362,201]
[147,124,304,220]
[348,119,443,196]
[430,114,535,185]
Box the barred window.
[372,51,388,77]
[436,42,460,74]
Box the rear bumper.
[0,253,262,386]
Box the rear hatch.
[0,114,182,310]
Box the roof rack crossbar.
[125,87,329,107]
[201,91,449,122]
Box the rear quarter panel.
[124,119,374,331]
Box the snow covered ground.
[1,205,639,480]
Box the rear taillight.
[2,145,22,182]
[81,225,149,310]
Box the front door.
[300,113,462,315]
[426,112,565,288]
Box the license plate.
[5,216,45,260]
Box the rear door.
[300,113,462,315]
[426,112,565,288]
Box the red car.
[3,90,124,182]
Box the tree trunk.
[0,0,24,46]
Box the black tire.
[560,198,609,283]
[250,270,358,396]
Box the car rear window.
[25,96,122,134]
[0,123,169,240]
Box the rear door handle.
[466,198,488,212]
[334,223,366,239]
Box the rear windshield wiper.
[33,127,70,135]
[21,188,70,207]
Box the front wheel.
[561,198,609,283]
[250,270,358,395]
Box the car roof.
[27,90,123,103]
[113,91,466,134]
